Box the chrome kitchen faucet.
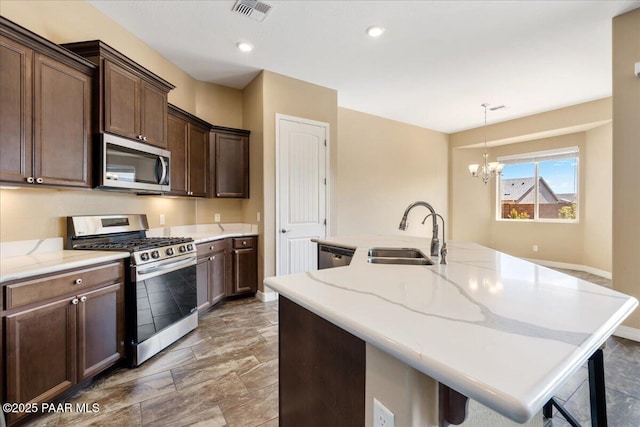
[398,201,440,258]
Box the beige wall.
[242,72,266,287]
[0,0,246,241]
[337,108,449,237]
[260,71,338,282]
[583,123,612,272]
[612,8,640,329]
[0,188,195,241]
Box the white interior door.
[277,115,328,275]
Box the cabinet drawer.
[4,261,123,310]
[197,239,227,257]
[232,237,255,249]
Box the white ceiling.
[88,0,639,133]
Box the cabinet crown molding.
[61,40,175,92]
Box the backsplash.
[0,188,243,242]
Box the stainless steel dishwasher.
[318,244,355,269]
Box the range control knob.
[151,250,160,259]
[166,248,174,256]
[141,252,150,261]
[179,245,186,253]
[186,244,194,251]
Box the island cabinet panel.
[210,128,250,198]
[61,40,174,149]
[2,260,125,425]
[0,18,95,189]
[279,296,365,426]
[167,104,210,197]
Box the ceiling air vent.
[232,0,273,22]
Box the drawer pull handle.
[209,256,215,261]
[36,177,44,184]
[71,298,79,305]
[80,296,87,302]
[74,278,83,285]
[243,241,247,245]
[26,177,35,183]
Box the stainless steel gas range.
[67,214,198,366]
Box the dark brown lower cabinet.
[196,240,227,313]
[229,237,257,296]
[279,296,365,426]
[2,262,124,425]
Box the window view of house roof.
[501,177,575,204]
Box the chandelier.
[468,103,504,184]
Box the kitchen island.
[264,236,638,426]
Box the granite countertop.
[0,223,258,283]
[264,235,638,423]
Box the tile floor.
[22,269,640,427]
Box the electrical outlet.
[533,245,539,252]
[214,213,221,223]
[373,398,394,427]
[159,214,165,225]
[257,212,261,222]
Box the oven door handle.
[136,255,197,281]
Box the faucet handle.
[440,242,448,265]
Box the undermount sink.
[366,247,433,266]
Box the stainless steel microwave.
[97,133,170,194]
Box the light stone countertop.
[0,224,258,283]
[147,223,258,244]
[264,235,638,423]
[0,238,128,284]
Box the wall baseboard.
[523,258,612,280]
[256,288,278,302]
[614,325,640,343]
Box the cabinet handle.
[137,134,144,140]
[209,256,215,261]
[26,177,35,183]
[143,136,147,141]
[242,241,247,245]
[71,298,79,305]
[36,177,44,184]
[80,296,87,302]
[74,278,83,285]
[281,229,292,234]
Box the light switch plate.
[214,213,221,223]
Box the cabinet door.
[196,256,211,313]
[231,247,257,295]
[0,35,33,184]
[33,53,91,187]
[77,283,124,381]
[167,113,188,195]
[188,124,208,197]
[140,82,167,148]
[5,297,77,423]
[213,133,249,198]
[209,250,226,305]
[104,60,139,140]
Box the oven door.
[128,253,197,365]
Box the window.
[497,147,579,222]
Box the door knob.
[281,229,292,233]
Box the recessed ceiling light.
[236,41,254,52]
[366,25,385,38]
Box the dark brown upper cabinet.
[167,104,210,197]
[61,40,174,149]
[210,127,250,198]
[0,17,94,189]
